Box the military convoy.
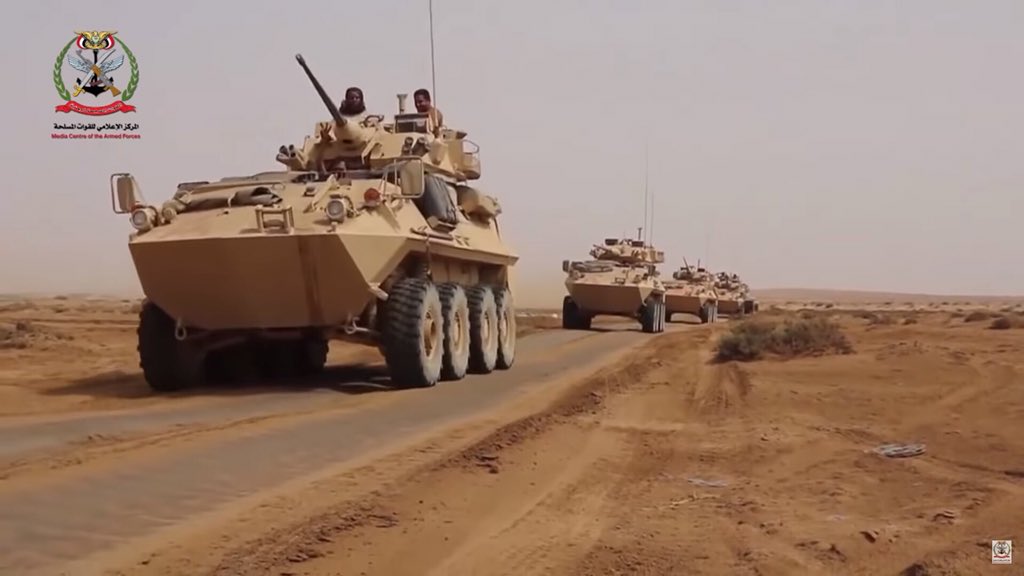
[110,54,518,392]
[663,261,720,324]
[108,52,764,394]
[560,237,668,334]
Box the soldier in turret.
[339,87,367,120]
[414,88,444,135]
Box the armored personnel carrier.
[733,273,759,314]
[560,237,667,333]
[663,261,719,324]
[713,272,754,317]
[109,53,518,392]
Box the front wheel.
[137,301,205,392]
[641,297,666,333]
[382,278,444,388]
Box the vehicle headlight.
[130,207,154,231]
[325,197,348,222]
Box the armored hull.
[564,278,659,316]
[663,285,718,323]
[128,179,514,331]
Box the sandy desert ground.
[2,292,1024,575]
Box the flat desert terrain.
[1,291,1023,575]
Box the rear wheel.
[494,286,517,370]
[467,285,499,374]
[438,283,470,381]
[382,278,444,388]
[137,301,204,392]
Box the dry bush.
[713,316,853,363]
[850,310,898,326]
[964,310,994,323]
[867,313,896,326]
[0,321,73,350]
[990,315,1024,330]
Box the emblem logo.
[53,30,139,116]
[993,540,1013,564]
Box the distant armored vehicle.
[109,53,518,392]
[663,261,719,323]
[560,237,667,333]
[713,272,755,317]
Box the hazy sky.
[3,0,1023,304]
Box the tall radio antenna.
[642,141,650,244]
[428,0,438,101]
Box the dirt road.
[0,315,673,576]
[99,307,1022,576]
[4,296,1024,576]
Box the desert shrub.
[964,310,993,323]
[714,316,853,363]
[867,313,895,326]
[850,310,896,325]
[990,315,1024,330]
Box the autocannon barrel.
[295,53,347,127]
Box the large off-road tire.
[493,285,517,370]
[438,283,470,381]
[467,285,499,374]
[381,277,444,388]
[561,296,592,330]
[641,297,666,334]
[743,300,756,315]
[137,300,204,392]
[696,301,720,323]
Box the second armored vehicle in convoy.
[560,237,667,333]
[109,53,518,392]
[714,272,755,317]
[663,261,719,324]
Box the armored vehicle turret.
[560,237,667,333]
[663,260,719,324]
[713,271,755,317]
[109,53,518,391]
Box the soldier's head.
[414,88,433,113]
[340,87,365,115]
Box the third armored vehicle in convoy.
[109,53,518,392]
[663,261,719,324]
[714,272,756,317]
[560,237,667,333]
